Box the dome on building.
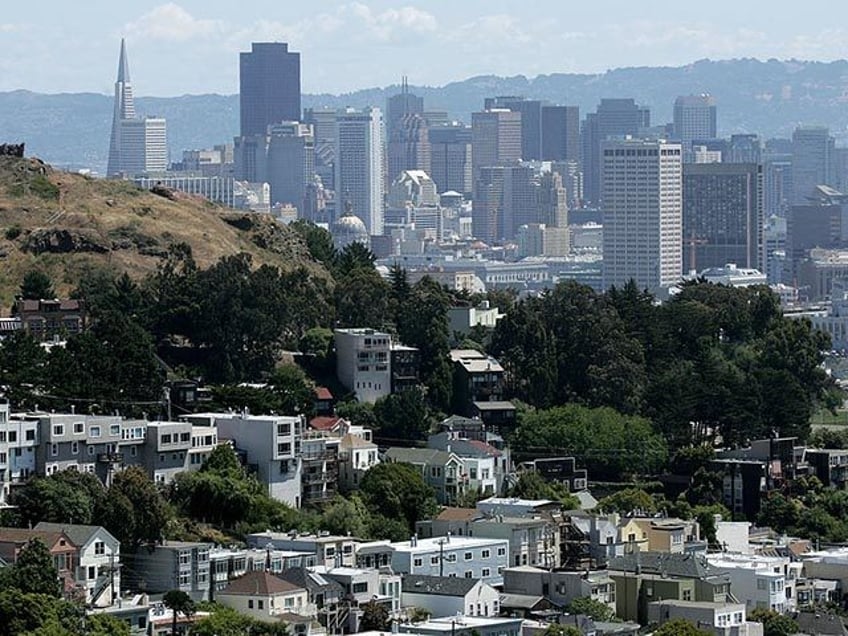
[332,199,370,250]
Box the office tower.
[494,97,543,160]
[429,125,472,196]
[386,78,424,135]
[106,39,167,177]
[728,134,761,164]
[304,108,337,191]
[581,99,651,205]
[267,122,314,209]
[387,113,431,182]
[786,186,848,280]
[682,163,763,273]
[473,166,506,244]
[335,108,385,236]
[541,105,580,163]
[601,139,683,290]
[792,126,836,204]
[239,42,300,137]
[471,109,522,178]
[673,95,717,148]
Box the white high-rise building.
[335,108,385,236]
[106,38,168,177]
[601,138,683,290]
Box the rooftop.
[34,522,116,548]
[402,574,481,596]
[220,571,304,597]
[391,535,507,553]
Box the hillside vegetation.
[0,155,322,310]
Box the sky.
[3,1,848,96]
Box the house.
[450,349,505,416]
[607,551,733,624]
[313,387,335,416]
[0,405,37,505]
[311,564,402,629]
[35,522,121,607]
[397,615,523,636]
[630,517,701,554]
[0,527,78,595]
[401,574,500,618]
[391,344,421,394]
[502,565,616,613]
[277,567,348,635]
[707,553,795,613]
[471,401,517,434]
[648,600,762,636]
[806,448,848,488]
[300,432,339,506]
[14,298,87,341]
[124,541,211,601]
[357,535,509,586]
[427,431,507,495]
[208,546,317,596]
[337,432,379,491]
[476,496,560,519]
[334,328,393,403]
[245,531,359,568]
[447,302,504,336]
[384,447,467,505]
[87,593,150,636]
[518,457,588,493]
[217,570,309,621]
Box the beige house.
[217,571,308,621]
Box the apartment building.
[245,531,358,569]
[125,540,212,602]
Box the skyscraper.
[106,39,167,177]
[673,95,717,150]
[335,108,385,236]
[601,139,683,290]
[267,122,314,209]
[387,113,431,182]
[541,105,580,163]
[682,163,763,273]
[791,125,835,204]
[429,124,472,196]
[581,99,650,205]
[239,43,301,137]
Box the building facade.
[239,42,301,137]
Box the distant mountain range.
[4,57,848,173]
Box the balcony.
[97,453,124,463]
[303,471,336,484]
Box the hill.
[5,58,848,172]
[0,155,322,312]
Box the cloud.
[125,3,223,42]
[0,23,21,33]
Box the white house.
[217,570,308,621]
[402,574,500,618]
[707,553,794,612]
[35,522,121,607]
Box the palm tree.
[163,589,196,635]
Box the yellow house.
[218,570,309,621]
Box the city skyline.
[3,1,848,96]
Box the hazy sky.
[3,1,848,96]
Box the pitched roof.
[402,574,480,596]
[278,567,345,595]
[314,387,333,401]
[435,507,481,522]
[608,552,730,583]
[340,433,376,449]
[310,416,342,431]
[385,447,457,466]
[0,527,73,549]
[221,571,304,597]
[34,522,115,548]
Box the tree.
[0,330,48,408]
[87,614,133,636]
[320,495,371,538]
[509,404,668,480]
[565,597,616,622]
[267,364,315,415]
[13,538,61,597]
[652,618,712,636]
[334,268,391,329]
[596,488,658,515]
[508,471,580,509]
[19,269,55,300]
[12,469,105,527]
[359,599,390,631]
[290,219,337,267]
[373,387,431,440]
[748,608,799,636]
[359,463,438,534]
[163,589,195,636]
[97,466,171,549]
[336,401,378,430]
[0,589,58,635]
[335,242,377,278]
[191,605,255,636]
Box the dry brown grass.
[0,157,324,312]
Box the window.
[258,600,264,610]
[90,426,101,438]
[497,547,506,557]
[757,579,767,590]
[178,572,191,586]
[0,432,5,443]
[278,442,292,455]
[248,600,254,609]
[88,566,96,579]
[8,431,16,443]
[683,589,692,601]
[161,434,172,444]
[413,558,423,567]
[110,424,120,436]
[277,423,291,436]
[464,552,473,561]
[465,571,473,578]
[71,441,78,455]
[73,422,84,434]
[430,556,439,565]
[482,568,490,577]
[180,432,190,442]
[353,582,368,594]
[95,541,105,555]
[481,549,490,558]
[179,551,190,565]
[52,424,64,436]
[51,443,58,457]
[88,446,95,456]
[131,446,137,457]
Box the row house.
[427,430,507,495]
[245,531,358,569]
[217,570,309,623]
[356,534,509,586]
[647,599,759,636]
[0,403,37,505]
[311,564,402,629]
[450,349,505,417]
[14,298,87,341]
[707,553,795,613]
[301,431,340,506]
[124,540,211,602]
[401,574,500,619]
[307,415,380,492]
[0,526,78,595]
[385,447,467,505]
[502,565,616,614]
[209,546,317,596]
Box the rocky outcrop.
[22,228,110,254]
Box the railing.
[304,472,335,484]
[96,453,124,463]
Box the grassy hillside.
[0,156,323,312]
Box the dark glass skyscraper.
[239,42,301,137]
